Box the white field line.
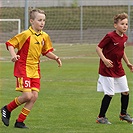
[0,56,100,62]
[1,56,133,62]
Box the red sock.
[7,97,21,112]
[17,107,30,122]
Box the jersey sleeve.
[98,34,111,48]
[5,31,28,50]
[6,36,19,49]
[41,33,54,55]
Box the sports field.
[0,43,133,133]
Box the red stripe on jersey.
[5,42,15,50]
[14,37,30,77]
[42,48,54,55]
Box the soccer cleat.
[14,121,28,129]
[96,117,111,124]
[119,113,133,123]
[1,105,11,126]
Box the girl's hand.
[56,57,62,67]
[11,55,20,62]
[103,58,113,68]
[127,63,133,72]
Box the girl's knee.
[24,92,33,101]
[26,93,33,101]
[31,91,38,102]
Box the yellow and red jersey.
[6,26,53,78]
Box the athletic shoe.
[119,113,133,123]
[14,121,28,129]
[1,105,11,126]
[96,117,111,124]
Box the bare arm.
[123,51,130,64]
[96,46,113,68]
[45,52,62,67]
[123,51,133,72]
[8,46,20,62]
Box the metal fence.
[0,0,133,44]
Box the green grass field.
[0,44,133,133]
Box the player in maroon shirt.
[96,12,133,124]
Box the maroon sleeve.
[98,34,111,48]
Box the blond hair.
[29,8,46,20]
[114,12,128,24]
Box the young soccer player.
[1,8,62,128]
[96,12,133,124]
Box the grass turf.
[0,44,133,132]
